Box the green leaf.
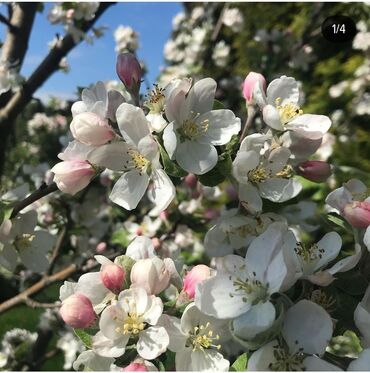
[111,229,130,247]
[213,99,225,110]
[325,213,352,233]
[198,152,232,187]
[114,255,136,288]
[230,353,248,371]
[74,328,95,349]
[158,143,187,178]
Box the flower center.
[145,84,166,113]
[14,234,35,251]
[310,289,336,313]
[115,309,146,336]
[269,344,305,371]
[294,242,324,264]
[248,165,271,183]
[177,112,209,141]
[188,322,221,352]
[124,148,150,175]
[230,274,269,305]
[275,98,303,124]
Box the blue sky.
[4,2,182,101]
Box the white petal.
[266,147,291,174]
[191,349,230,371]
[195,274,251,319]
[364,227,370,252]
[287,114,331,140]
[92,331,127,358]
[239,182,263,214]
[327,243,362,276]
[266,76,299,106]
[0,244,18,271]
[138,135,159,163]
[259,178,302,202]
[99,305,125,340]
[88,142,130,171]
[186,78,217,114]
[157,314,186,353]
[76,272,108,306]
[148,169,175,214]
[125,236,155,260]
[325,185,352,212]
[137,326,169,360]
[175,348,193,371]
[175,140,218,175]
[107,90,125,122]
[232,150,260,184]
[348,349,370,371]
[204,225,233,257]
[163,121,178,160]
[147,113,168,132]
[282,299,333,355]
[263,105,284,131]
[143,295,163,325]
[72,350,114,371]
[232,302,276,340]
[247,340,277,371]
[165,78,192,123]
[303,356,342,371]
[110,171,149,210]
[314,231,342,271]
[118,287,149,316]
[197,110,241,145]
[116,103,150,146]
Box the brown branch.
[10,182,58,219]
[0,13,17,32]
[24,298,60,309]
[0,251,118,314]
[0,2,115,176]
[48,226,67,274]
[0,264,76,313]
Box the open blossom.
[163,78,241,175]
[59,293,97,328]
[92,287,169,360]
[158,303,230,371]
[255,75,331,139]
[196,222,290,319]
[247,300,338,371]
[232,133,302,213]
[51,141,97,195]
[88,103,175,212]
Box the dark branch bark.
[0,13,17,32]
[0,2,115,176]
[10,182,58,219]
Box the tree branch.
[0,2,115,176]
[10,182,58,219]
[0,13,17,32]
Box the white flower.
[89,103,175,212]
[92,287,169,360]
[163,78,240,175]
[212,41,230,67]
[73,350,114,371]
[0,210,55,272]
[247,300,338,371]
[195,222,289,319]
[56,332,85,370]
[114,25,139,53]
[232,133,302,213]
[256,76,331,139]
[123,216,162,241]
[354,283,370,347]
[222,8,244,32]
[158,303,230,371]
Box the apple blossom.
[343,201,370,229]
[121,358,158,371]
[182,264,212,299]
[100,263,126,294]
[116,53,142,94]
[163,77,241,174]
[59,293,97,328]
[243,72,266,104]
[88,103,175,212]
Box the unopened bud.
[182,264,212,299]
[344,201,370,228]
[59,293,96,328]
[298,160,331,183]
[243,72,266,104]
[101,263,126,294]
[116,53,142,94]
[184,173,198,189]
[96,242,107,253]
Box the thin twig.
[239,105,256,143]
[0,13,17,32]
[24,298,61,309]
[211,3,229,41]
[48,226,67,274]
[10,182,58,219]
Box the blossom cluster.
[43,54,370,371]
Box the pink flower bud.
[159,210,169,221]
[122,363,148,372]
[130,257,170,295]
[298,160,331,183]
[184,173,198,189]
[243,72,266,103]
[203,208,220,220]
[182,264,212,299]
[100,263,126,294]
[116,53,142,93]
[51,160,95,195]
[70,112,115,146]
[59,293,96,328]
[96,242,107,253]
[343,201,370,228]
